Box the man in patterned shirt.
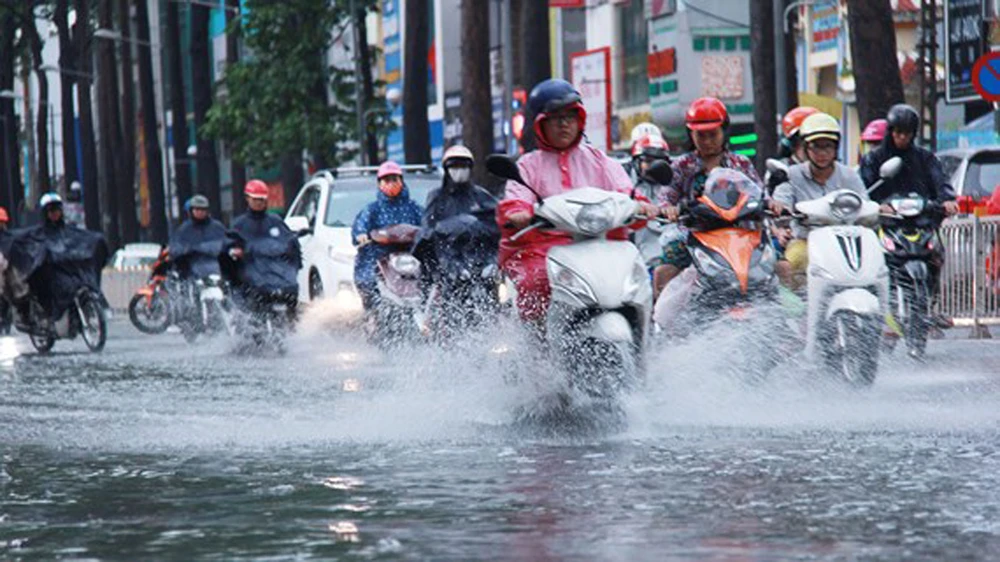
[653,97,762,299]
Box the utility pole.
[350,0,366,165]
[501,0,513,154]
[774,0,788,117]
[917,0,938,150]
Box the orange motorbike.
[128,247,172,334]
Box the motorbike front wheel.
[77,292,107,352]
[823,311,880,386]
[128,291,171,334]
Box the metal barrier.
[936,215,1000,335]
[101,268,149,313]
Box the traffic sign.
[971,52,1000,103]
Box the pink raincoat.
[496,143,641,321]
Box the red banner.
[550,0,585,7]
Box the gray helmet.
[189,194,210,209]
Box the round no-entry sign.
[972,52,1000,103]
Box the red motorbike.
[128,247,172,334]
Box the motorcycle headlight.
[622,258,648,302]
[390,254,420,276]
[548,259,597,305]
[893,197,925,217]
[831,192,862,221]
[329,244,357,264]
[576,199,617,236]
[691,247,728,279]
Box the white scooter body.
[796,190,889,360]
[530,188,653,389]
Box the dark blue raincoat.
[221,211,301,294]
[167,217,227,279]
[351,186,423,287]
[7,219,108,319]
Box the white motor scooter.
[768,158,896,386]
[487,156,667,400]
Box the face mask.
[379,180,403,198]
[448,167,471,184]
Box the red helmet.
[861,119,888,142]
[685,97,729,131]
[631,135,670,158]
[781,106,820,138]
[0,207,8,223]
[244,179,269,199]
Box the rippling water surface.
[2,311,999,560]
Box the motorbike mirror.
[486,154,524,184]
[765,158,789,175]
[485,154,545,205]
[645,161,674,186]
[879,156,903,179]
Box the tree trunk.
[783,4,799,111]
[165,0,191,218]
[225,0,245,218]
[356,4,378,165]
[190,4,221,218]
[135,0,167,244]
[403,0,430,164]
[519,0,550,152]
[23,7,51,196]
[75,0,101,232]
[280,152,303,210]
[460,0,492,183]
[846,0,904,126]
[750,0,778,170]
[97,0,121,249]
[55,0,79,191]
[0,9,21,216]
[117,0,139,243]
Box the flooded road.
[2,313,999,560]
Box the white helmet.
[442,145,475,168]
[39,192,63,208]
[630,122,663,145]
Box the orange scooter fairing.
[691,228,760,294]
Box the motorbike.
[793,188,888,385]
[878,193,946,359]
[128,247,172,334]
[172,273,233,343]
[414,213,500,340]
[652,168,783,379]
[19,287,107,354]
[365,223,425,348]
[221,229,303,353]
[487,155,660,403]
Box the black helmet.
[886,104,919,134]
[527,79,582,117]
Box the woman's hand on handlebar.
[943,201,959,216]
[636,202,660,218]
[506,211,533,230]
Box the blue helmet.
[527,79,582,118]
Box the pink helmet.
[861,119,888,142]
[377,160,403,179]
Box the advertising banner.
[570,47,612,151]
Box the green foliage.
[205,0,387,169]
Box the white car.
[108,242,162,271]
[284,166,442,309]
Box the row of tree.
[0,0,401,250]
